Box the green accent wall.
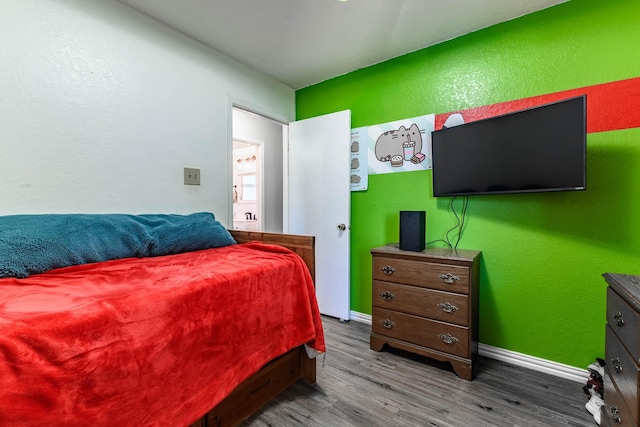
[295,0,640,369]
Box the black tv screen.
[431,95,586,197]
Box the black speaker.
[399,211,425,252]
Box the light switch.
[184,168,200,185]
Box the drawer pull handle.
[611,357,623,374]
[437,302,459,313]
[613,311,625,327]
[380,265,397,275]
[379,291,396,301]
[380,319,395,329]
[610,405,621,423]
[439,273,460,284]
[438,333,459,344]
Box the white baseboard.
[478,343,588,383]
[348,310,372,324]
[349,310,588,384]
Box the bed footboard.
[197,346,316,427]
[229,230,315,282]
[189,231,318,427]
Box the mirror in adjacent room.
[239,173,256,201]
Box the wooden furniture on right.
[602,273,640,427]
[370,245,481,380]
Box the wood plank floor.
[241,316,596,427]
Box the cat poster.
[350,127,368,191]
[367,114,435,175]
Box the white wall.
[0,0,295,227]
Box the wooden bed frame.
[189,230,317,427]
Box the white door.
[287,110,351,320]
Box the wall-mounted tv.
[431,95,586,197]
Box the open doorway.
[231,106,286,233]
[231,105,352,319]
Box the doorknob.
[337,223,347,231]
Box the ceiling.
[117,0,568,90]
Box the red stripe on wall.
[435,76,640,134]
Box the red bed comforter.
[0,242,325,426]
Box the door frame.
[227,96,291,230]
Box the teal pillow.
[0,212,236,278]
[144,212,237,256]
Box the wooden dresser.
[370,245,481,380]
[602,273,640,427]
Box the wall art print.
[367,114,435,175]
[350,127,368,191]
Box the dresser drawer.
[372,307,469,358]
[606,325,640,425]
[373,280,469,326]
[604,368,636,427]
[373,256,470,294]
[607,287,640,360]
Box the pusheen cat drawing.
[375,123,423,163]
[351,157,360,169]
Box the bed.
[0,213,324,427]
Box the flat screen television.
[431,95,586,197]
